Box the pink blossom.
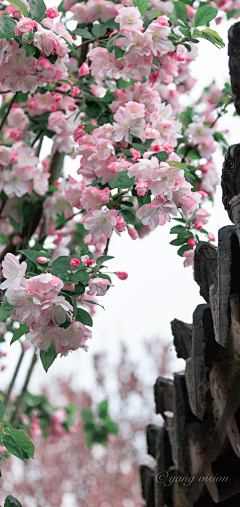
[136,199,177,229]
[195,208,211,225]
[7,286,42,326]
[79,63,90,77]
[115,6,143,31]
[198,137,216,159]
[115,216,127,233]
[84,209,118,241]
[48,111,71,136]
[0,146,13,166]
[136,181,148,197]
[14,18,37,36]
[183,249,194,268]
[81,187,110,212]
[70,258,80,268]
[0,253,27,295]
[41,296,73,326]
[130,148,141,161]
[27,273,63,298]
[88,277,113,296]
[116,271,128,280]
[46,7,59,18]
[113,106,146,143]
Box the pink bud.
[128,226,138,240]
[86,258,93,266]
[136,181,148,197]
[46,6,59,18]
[115,216,126,233]
[208,232,215,242]
[70,258,80,268]
[71,87,80,97]
[116,271,128,280]
[195,221,203,230]
[188,238,196,247]
[78,63,90,77]
[51,105,57,111]
[1,366,6,371]
[12,235,22,246]
[37,256,48,264]
[130,148,141,161]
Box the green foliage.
[111,171,135,189]
[194,5,218,26]
[76,308,93,327]
[174,1,187,22]
[92,24,107,38]
[0,16,16,39]
[200,28,225,48]
[120,208,136,224]
[28,0,46,21]
[96,255,114,266]
[40,347,57,372]
[132,0,148,15]
[3,434,29,462]
[0,400,4,423]
[81,400,118,448]
[6,428,34,458]
[10,324,29,345]
[8,0,28,16]
[0,300,14,322]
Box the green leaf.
[111,171,135,189]
[200,28,225,48]
[76,308,93,327]
[170,225,186,234]
[4,496,22,507]
[0,400,4,422]
[194,5,218,26]
[106,420,118,435]
[81,407,93,422]
[0,426,4,446]
[0,16,16,38]
[40,347,57,372]
[72,295,77,319]
[120,208,136,224]
[174,1,187,22]
[114,46,124,59]
[170,237,189,246]
[154,151,169,163]
[3,435,29,462]
[19,249,49,266]
[98,400,108,419]
[0,299,14,322]
[96,255,114,266]
[135,0,148,15]
[213,132,228,145]
[168,161,187,170]
[73,28,94,39]
[184,172,195,180]
[8,0,28,16]
[187,147,201,160]
[11,323,29,345]
[22,35,36,57]
[177,244,192,257]
[7,429,34,459]
[103,17,119,30]
[85,101,101,119]
[28,0,46,21]
[81,299,105,310]
[92,24,107,38]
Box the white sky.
[0,9,237,403]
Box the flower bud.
[116,271,128,280]
[195,221,203,230]
[208,232,215,242]
[37,256,48,264]
[188,238,195,247]
[86,258,93,266]
[128,226,138,240]
[46,7,59,18]
[70,258,80,268]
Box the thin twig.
[103,238,110,255]
[0,92,18,134]
[11,351,38,428]
[4,346,24,410]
